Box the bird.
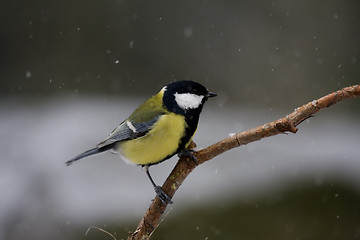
[66,80,217,204]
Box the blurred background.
[1,0,360,239]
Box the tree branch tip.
[188,141,197,149]
[289,124,298,133]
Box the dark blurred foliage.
[75,181,360,240]
[1,0,359,107]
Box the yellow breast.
[118,113,187,165]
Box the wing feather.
[96,116,161,149]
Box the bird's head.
[162,80,217,117]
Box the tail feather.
[66,142,116,166]
[66,145,111,166]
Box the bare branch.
[128,85,360,240]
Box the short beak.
[207,91,217,98]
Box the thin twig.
[86,225,117,240]
[128,85,360,240]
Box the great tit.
[66,80,217,204]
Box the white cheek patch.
[174,93,204,110]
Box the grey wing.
[96,116,161,149]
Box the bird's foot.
[178,149,198,165]
[154,186,173,205]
